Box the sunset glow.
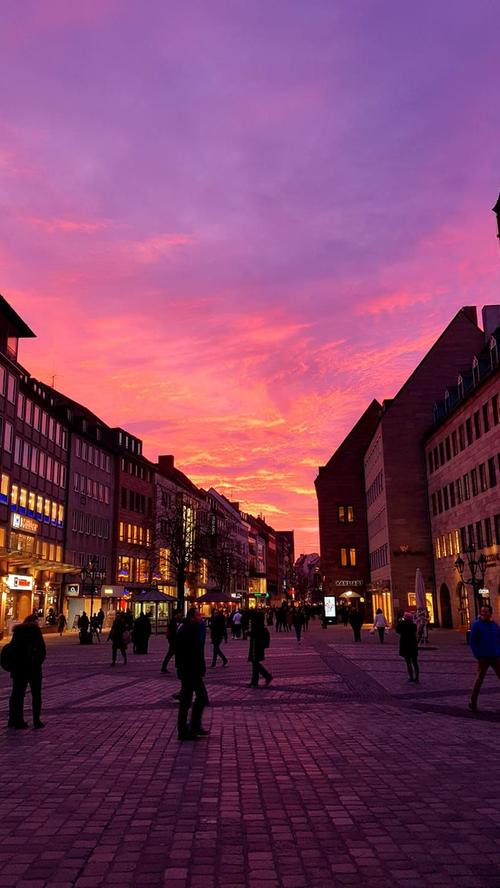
[1,1,499,553]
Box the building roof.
[0,295,36,338]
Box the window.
[465,418,473,446]
[445,437,451,461]
[451,431,458,457]
[433,446,439,468]
[3,421,13,453]
[449,483,456,508]
[33,405,40,430]
[435,537,441,559]
[474,411,481,439]
[0,473,9,499]
[488,457,497,488]
[11,484,18,505]
[0,366,5,395]
[470,468,478,497]
[30,447,38,474]
[338,505,345,523]
[25,400,33,426]
[349,548,356,566]
[431,493,437,516]
[22,441,30,470]
[467,524,474,547]
[459,425,465,451]
[76,438,81,458]
[41,412,48,437]
[495,514,500,546]
[437,490,443,513]
[460,526,467,551]
[46,456,53,482]
[443,487,449,511]
[72,511,78,532]
[482,404,490,433]
[7,374,16,404]
[479,463,488,492]
[493,394,499,426]
[48,417,55,441]
[428,452,433,474]
[476,521,483,549]
[17,393,25,420]
[117,555,131,581]
[485,517,493,547]
[439,442,445,465]
[463,474,470,500]
[340,548,347,567]
[39,452,46,478]
[14,437,22,465]
[456,478,463,504]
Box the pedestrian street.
[0,623,499,888]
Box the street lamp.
[454,544,487,620]
[80,559,106,638]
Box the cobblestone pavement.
[0,621,499,888]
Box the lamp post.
[80,559,106,642]
[454,544,487,622]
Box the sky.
[1,1,499,555]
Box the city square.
[1,624,499,888]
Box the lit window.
[347,506,354,523]
[1,473,9,497]
[338,506,345,523]
[340,548,347,566]
[349,548,356,566]
[19,488,27,509]
[11,484,18,505]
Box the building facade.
[364,307,485,623]
[315,400,382,611]
[426,309,500,628]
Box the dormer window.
[472,356,480,386]
[490,335,498,369]
[457,375,464,398]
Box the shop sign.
[66,584,80,597]
[7,574,34,591]
[479,588,490,597]
[11,513,39,534]
[335,579,363,587]
[324,596,337,618]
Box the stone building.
[315,400,382,611]
[364,307,485,622]
[426,307,500,627]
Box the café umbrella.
[415,568,429,645]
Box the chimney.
[460,306,478,327]
[482,305,500,340]
[158,454,175,473]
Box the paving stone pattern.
[0,622,499,888]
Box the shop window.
[56,545,62,562]
[0,526,5,547]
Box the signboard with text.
[7,574,34,591]
[324,596,337,618]
[11,513,39,534]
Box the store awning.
[196,589,231,603]
[1,549,78,574]
[132,588,177,603]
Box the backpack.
[0,642,16,673]
[263,628,271,649]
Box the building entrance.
[439,583,453,628]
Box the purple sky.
[1,1,499,554]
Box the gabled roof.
[0,295,36,338]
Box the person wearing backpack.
[247,610,272,688]
[7,613,46,729]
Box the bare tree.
[153,487,208,608]
[205,515,248,599]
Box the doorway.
[439,583,453,628]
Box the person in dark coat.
[210,608,228,667]
[57,613,67,635]
[133,612,152,654]
[109,613,128,665]
[349,608,363,642]
[78,611,90,644]
[175,606,209,741]
[396,612,419,681]
[248,610,272,688]
[293,607,305,644]
[8,614,46,729]
[161,609,182,673]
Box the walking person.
[90,614,101,643]
[372,608,389,643]
[349,608,363,642]
[248,611,272,688]
[211,607,228,667]
[57,612,67,636]
[161,609,182,673]
[78,611,90,645]
[232,609,242,639]
[175,606,209,741]
[469,605,500,712]
[293,607,305,644]
[133,612,152,654]
[396,612,419,682]
[109,613,128,665]
[7,614,46,729]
